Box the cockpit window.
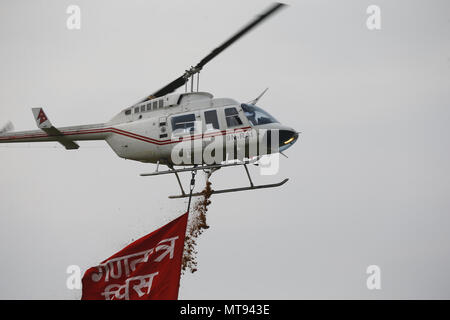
[241,104,278,126]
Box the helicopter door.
[159,116,168,139]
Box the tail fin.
[31,107,80,150]
[32,108,52,129]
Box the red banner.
[81,212,188,300]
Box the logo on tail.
[37,109,48,125]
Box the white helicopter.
[0,2,298,199]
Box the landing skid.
[168,178,289,199]
[140,161,289,199]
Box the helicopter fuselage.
[0,91,298,166]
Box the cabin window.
[159,100,164,109]
[125,109,131,115]
[146,103,152,111]
[141,105,145,112]
[225,107,243,127]
[204,110,220,130]
[171,113,196,134]
[153,101,158,110]
[134,107,140,114]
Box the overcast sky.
[0,0,449,299]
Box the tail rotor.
[0,121,14,134]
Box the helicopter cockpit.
[241,103,298,152]
[241,104,278,126]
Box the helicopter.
[0,2,299,199]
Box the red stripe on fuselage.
[0,126,252,145]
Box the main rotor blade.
[149,75,187,100]
[144,2,286,101]
[195,2,286,70]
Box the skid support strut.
[141,161,289,199]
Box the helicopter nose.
[279,129,298,145]
[278,129,299,152]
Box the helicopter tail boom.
[0,108,108,149]
[0,124,109,147]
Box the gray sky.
[0,0,449,299]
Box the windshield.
[241,104,278,126]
